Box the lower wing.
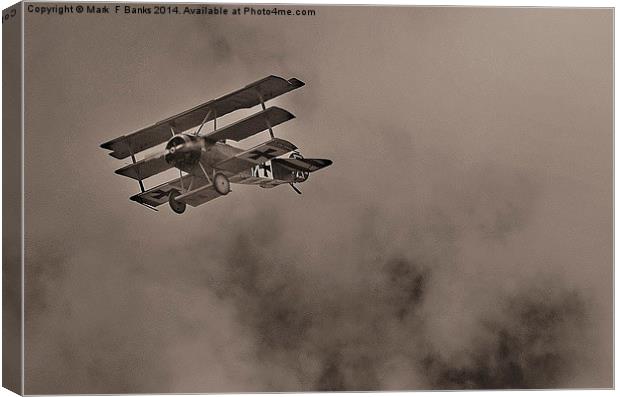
[129,175,218,208]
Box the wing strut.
[168,126,186,185]
[198,161,212,184]
[126,141,146,193]
[195,109,212,135]
[194,108,220,141]
[256,90,275,139]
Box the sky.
[21,5,612,393]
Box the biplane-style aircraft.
[100,75,332,214]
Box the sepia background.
[23,5,612,393]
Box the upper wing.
[101,75,304,159]
[271,157,333,173]
[202,107,294,142]
[216,138,297,174]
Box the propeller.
[290,183,302,195]
[288,150,306,195]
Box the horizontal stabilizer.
[271,158,333,173]
[203,107,294,142]
[115,153,172,181]
[101,75,304,159]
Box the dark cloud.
[423,284,588,389]
[161,196,591,392]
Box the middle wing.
[202,107,294,142]
[115,152,172,181]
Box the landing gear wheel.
[213,173,230,195]
[168,190,186,214]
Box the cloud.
[422,283,588,389]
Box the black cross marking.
[260,163,271,177]
[248,148,277,161]
[251,163,271,178]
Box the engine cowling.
[290,151,309,183]
[164,134,204,169]
[271,151,310,183]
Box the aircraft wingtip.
[289,77,305,88]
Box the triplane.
[100,75,332,214]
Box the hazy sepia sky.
[22,5,611,393]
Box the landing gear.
[213,173,230,195]
[168,190,186,214]
[197,162,229,196]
